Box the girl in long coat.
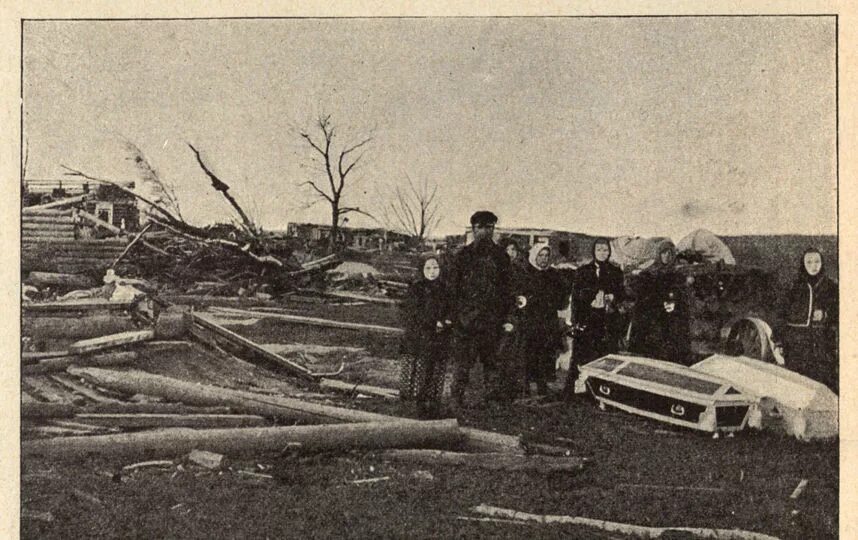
[518,242,566,395]
[399,255,452,418]
[570,238,626,369]
[776,248,838,392]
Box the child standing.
[399,255,453,418]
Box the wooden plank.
[50,374,123,403]
[23,194,90,212]
[23,237,128,246]
[190,313,315,380]
[22,223,75,230]
[22,350,70,363]
[73,413,268,429]
[23,419,463,461]
[68,329,154,355]
[207,307,404,336]
[379,450,586,473]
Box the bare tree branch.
[299,180,333,203]
[378,173,441,245]
[188,143,257,237]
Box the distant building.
[23,178,140,232]
[464,226,601,265]
[285,222,411,250]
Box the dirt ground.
[21,300,838,539]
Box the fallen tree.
[23,419,463,461]
[69,367,523,453]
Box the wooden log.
[22,350,69,363]
[190,313,315,380]
[82,403,234,415]
[23,316,137,340]
[50,374,123,403]
[68,368,522,453]
[21,208,73,217]
[23,300,135,314]
[24,377,75,403]
[23,419,463,461]
[21,215,75,224]
[380,450,586,473]
[207,307,404,336]
[471,505,781,540]
[153,313,190,339]
[68,330,154,355]
[23,194,90,212]
[22,402,77,419]
[22,223,75,231]
[319,378,399,399]
[69,367,394,425]
[74,413,268,429]
[26,272,96,289]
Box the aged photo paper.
[1,1,855,538]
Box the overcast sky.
[22,16,836,240]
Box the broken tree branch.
[188,143,258,237]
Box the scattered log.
[23,351,138,375]
[68,330,154,355]
[23,316,137,340]
[320,290,401,306]
[207,307,404,336]
[22,350,70,363]
[77,210,168,256]
[111,222,153,268]
[22,402,77,419]
[790,479,808,499]
[25,272,97,290]
[380,450,586,473]
[69,368,522,453]
[21,208,74,217]
[23,194,90,212]
[23,300,135,314]
[83,402,234,415]
[187,449,228,470]
[189,313,315,380]
[74,413,267,429]
[471,505,781,540]
[50,374,123,403]
[69,367,394,424]
[23,419,463,461]
[153,313,190,339]
[23,377,73,403]
[616,483,725,493]
[122,460,175,471]
[319,378,399,399]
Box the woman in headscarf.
[627,242,691,364]
[776,248,838,392]
[518,242,566,396]
[399,255,453,418]
[564,238,626,396]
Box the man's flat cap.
[470,211,498,226]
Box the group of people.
[399,210,839,418]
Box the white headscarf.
[528,242,551,270]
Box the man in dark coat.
[446,211,514,407]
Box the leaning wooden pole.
[23,419,463,461]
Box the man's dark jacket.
[446,240,513,335]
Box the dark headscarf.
[798,247,826,284]
[591,237,612,262]
[416,254,442,283]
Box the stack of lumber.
[22,209,76,242]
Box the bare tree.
[298,114,373,253]
[382,173,441,248]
